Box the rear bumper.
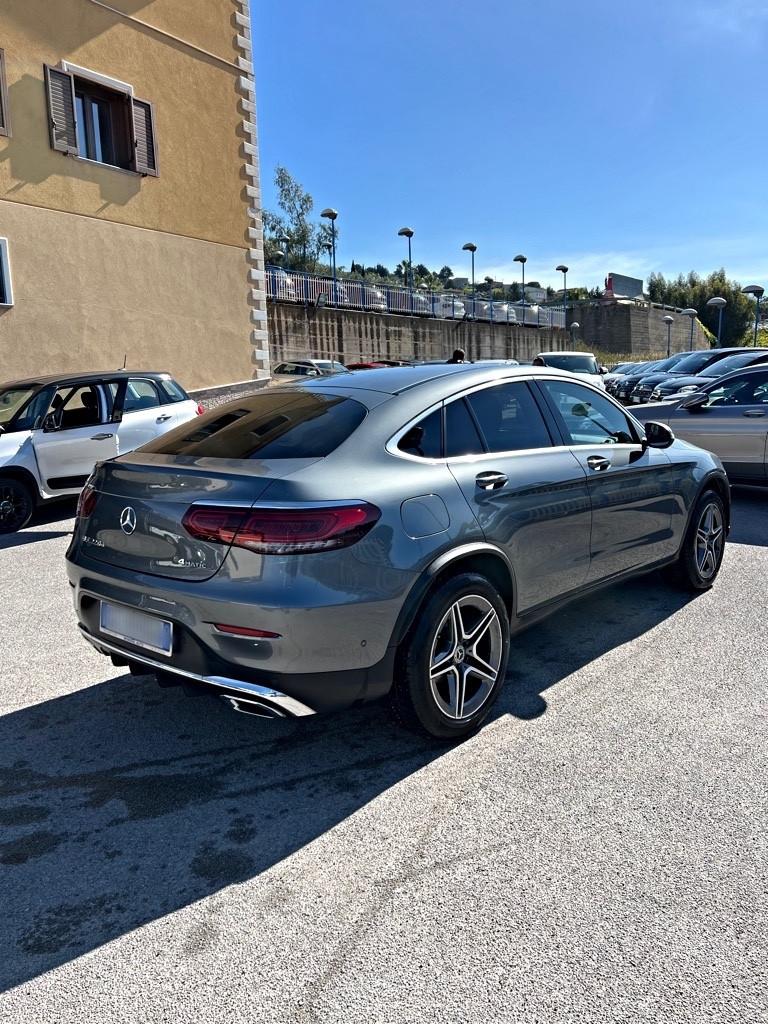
[78,619,397,714]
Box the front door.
[32,383,117,494]
[444,379,592,613]
[112,378,178,453]
[670,371,768,482]
[536,378,677,583]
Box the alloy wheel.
[695,501,724,580]
[429,594,503,720]
[0,483,31,533]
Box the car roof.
[1,369,175,389]
[287,362,581,397]
[538,350,595,357]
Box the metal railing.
[266,267,567,329]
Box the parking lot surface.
[1,491,766,1023]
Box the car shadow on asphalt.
[0,566,700,993]
[0,500,76,551]
[727,487,767,547]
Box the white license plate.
[99,601,173,656]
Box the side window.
[540,380,636,445]
[159,378,189,403]
[0,237,12,306]
[445,397,485,456]
[49,385,103,429]
[124,379,161,412]
[398,408,442,458]
[465,382,553,452]
[706,372,768,407]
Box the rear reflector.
[182,502,380,554]
[196,403,205,416]
[213,624,282,638]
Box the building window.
[0,238,13,306]
[0,48,10,137]
[44,64,158,175]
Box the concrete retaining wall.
[268,303,573,365]
[568,302,710,355]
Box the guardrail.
[266,266,567,329]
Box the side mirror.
[42,411,61,433]
[679,391,708,411]
[643,421,675,449]
[599,365,609,374]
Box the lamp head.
[555,264,568,274]
[398,227,414,238]
[320,208,338,221]
[663,315,674,324]
[706,296,727,309]
[742,285,764,299]
[513,254,527,264]
[462,242,477,253]
[681,308,698,319]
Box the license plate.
[99,601,173,656]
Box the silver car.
[66,365,730,738]
[635,365,768,485]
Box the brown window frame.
[0,48,10,138]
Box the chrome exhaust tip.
[220,694,287,719]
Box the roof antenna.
[122,353,127,369]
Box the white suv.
[0,370,201,533]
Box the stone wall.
[268,303,573,365]
[568,302,710,355]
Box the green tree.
[263,166,334,271]
[647,269,753,345]
[438,266,454,285]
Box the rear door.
[537,378,677,583]
[670,370,768,482]
[114,377,178,453]
[444,379,592,613]
[32,382,117,493]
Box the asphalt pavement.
[0,490,766,1023]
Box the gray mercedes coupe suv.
[66,364,730,738]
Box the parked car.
[627,353,696,404]
[648,349,768,401]
[271,360,349,382]
[432,294,467,320]
[387,290,432,316]
[67,364,729,738]
[614,361,664,402]
[604,362,642,395]
[645,348,754,402]
[534,351,606,389]
[471,300,516,323]
[635,366,768,484]
[266,267,299,303]
[343,282,388,312]
[0,370,202,533]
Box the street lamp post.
[706,296,727,347]
[462,242,477,318]
[663,314,674,358]
[320,208,338,304]
[514,254,527,326]
[556,264,568,329]
[742,285,764,346]
[569,321,580,346]
[681,308,698,350]
[398,227,414,315]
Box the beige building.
[0,0,267,390]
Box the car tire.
[390,572,511,739]
[672,489,726,591]
[0,476,35,534]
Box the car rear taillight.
[77,483,97,519]
[196,403,205,416]
[181,503,380,554]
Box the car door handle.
[475,471,508,490]
[90,432,114,440]
[587,455,612,471]
[742,409,766,418]
[156,414,173,422]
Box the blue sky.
[252,0,767,290]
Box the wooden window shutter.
[44,65,78,154]
[131,97,158,176]
[0,48,10,137]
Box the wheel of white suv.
[673,489,726,591]
[0,477,35,534]
[391,572,511,739]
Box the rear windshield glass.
[671,352,718,374]
[141,391,366,460]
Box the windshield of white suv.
[541,354,599,374]
[0,387,53,432]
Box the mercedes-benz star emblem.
[119,506,137,535]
